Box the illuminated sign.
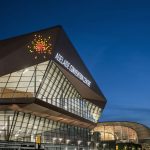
[28,34,52,59]
[55,53,91,87]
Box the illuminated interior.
[0,60,101,123]
[0,111,90,142]
[0,26,107,147]
[94,125,138,143]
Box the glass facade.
[0,60,102,123]
[0,26,107,149]
[94,125,138,143]
[0,110,90,144]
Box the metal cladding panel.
[0,26,59,77]
[0,26,106,105]
[51,28,106,101]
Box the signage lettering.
[55,53,91,87]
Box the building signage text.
[55,53,91,87]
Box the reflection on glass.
[0,60,102,123]
[94,125,138,143]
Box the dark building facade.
[0,26,106,148]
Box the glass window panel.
[0,77,9,82]
[18,82,30,87]
[20,76,32,82]
[9,76,20,82]
[6,82,18,88]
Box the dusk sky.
[0,0,150,127]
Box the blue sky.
[0,0,150,127]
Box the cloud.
[100,104,150,127]
[104,103,150,114]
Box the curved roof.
[97,121,150,141]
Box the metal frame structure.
[94,122,150,145]
[0,26,106,148]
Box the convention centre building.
[93,122,150,150]
[0,26,106,149]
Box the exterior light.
[53,137,57,141]
[66,139,70,144]
[23,69,29,74]
[77,140,82,150]
[77,140,82,145]
[52,137,57,145]
[65,139,70,150]
[103,143,106,148]
[59,138,62,142]
[15,134,19,137]
[59,138,63,149]
[53,137,57,142]
[87,141,91,146]
[87,141,91,150]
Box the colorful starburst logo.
[28,34,52,59]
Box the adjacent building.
[93,122,150,150]
[0,26,106,147]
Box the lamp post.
[96,142,99,150]
[52,137,57,148]
[103,143,106,150]
[77,140,82,150]
[87,141,91,150]
[59,138,63,150]
[66,139,70,150]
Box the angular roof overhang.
[0,98,96,129]
[0,25,106,108]
[56,63,106,108]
